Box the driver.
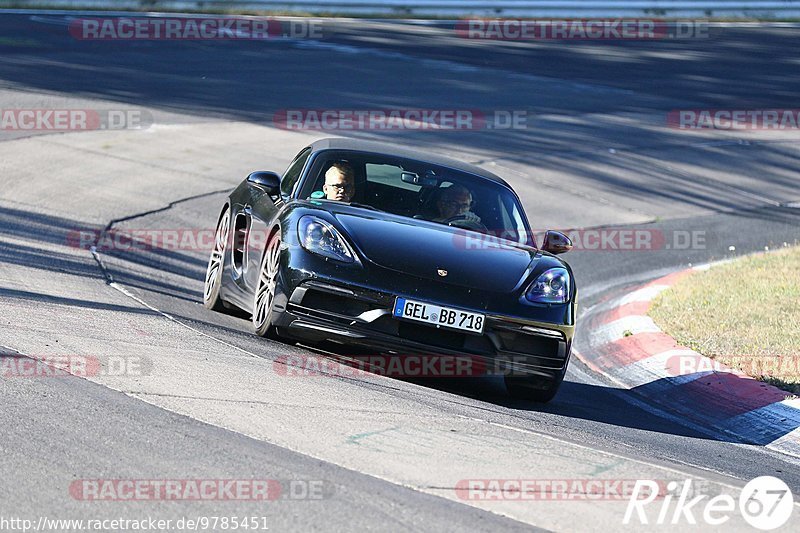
[432,184,481,224]
[322,162,355,202]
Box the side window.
[364,163,421,214]
[365,163,419,192]
[280,147,311,198]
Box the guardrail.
[4,0,800,17]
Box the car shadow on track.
[284,340,722,441]
[410,375,720,440]
[407,359,799,447]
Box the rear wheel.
[504,373,564,403]
[203,208,230,311]
[253,231,282,338]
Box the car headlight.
[298,216,355,263]
[525,267,570,304]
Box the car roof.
[309,137,511,188]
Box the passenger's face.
[323,169,354,202]
[438,191,472,219]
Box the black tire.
[504,373,564,403]
[203,207,230,312]
[252,230,283,338]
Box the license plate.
[393,297,485,334]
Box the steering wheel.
[443,214,488,233]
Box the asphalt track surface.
[1,12,799,532]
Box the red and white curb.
[576,265,800,459]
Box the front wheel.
[253,231,282,338]
[203,207,230,311]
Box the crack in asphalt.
[102,187,232,233]
[87,187,260,358]
[87,186,232,286]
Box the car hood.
[334,212,537,293]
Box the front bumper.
[273,279,574,379]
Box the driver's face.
[438,192,472,219]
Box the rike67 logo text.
[625,477,793,530]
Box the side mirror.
[247,171,281,195]
[541,230,572,255]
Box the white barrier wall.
[6,0,800,17]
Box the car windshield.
[304,152,533,246]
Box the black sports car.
[203,138,576,402]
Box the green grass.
[650,246,800,395]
